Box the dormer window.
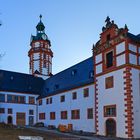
[54,84,59,90]
[71,69,77,76]
[89,71,94,78]
[106,51,113,68]
[10,76,14,80]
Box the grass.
[0,127,77,140]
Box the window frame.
[87,108,93,119]
[105,50,114,68]
[61,111,68,120]
[38,99,42,105]
[8,108,13,114]
[71,109,80,119]
[60,95,65,102]
[105,76,114,89]
[72,92,77,100]
[50,97,52,104]
[46,98,49,104]
[29,109,34,115]
[104,105,116,117]
[0,94,5,102]
[7,95,25,104]
[50,112,56,120]
[83,88,89,98]
[0,108,5,114]
[39,113,45,120]
[29,96,35,104]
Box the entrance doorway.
[7,116,13,124]
[16,113,26,126]
[29,116,34,126]
[106,119,116,136]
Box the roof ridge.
[0,69,43,80]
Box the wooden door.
[106,119,116,137]
[16,113,26,126]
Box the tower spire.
[36,14,45,33]
[39,14,42,21]
[28,16,53,79]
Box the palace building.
[0,16,140,138]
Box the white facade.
[96,68,127,137]
[131,68,140,138]
[38,84,95,132]
[0,91,38,125]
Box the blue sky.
[0,0,140,74]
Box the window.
[106,51,113,68]
[0,94,5,102]
[72,92,77,100]
[105,76,114,89]
[29,110,34,115]
[71,69,77,76]
[29,96,35,104]
[50,112,55,120]
[7,95,25,103]
[39,113,45,120]
[71,109,80,119]
[83,88,89,97]
[43,53,46,59]
[104,105,116,117]
[89,71,94,78]
[46,98,49,104]
[10,76,14,80]
[61,111,67,119]
[8,108,13,114]
[38,99,42,105]
[60,95,65,102]
[19,96,26,103]
[43,61,46,68]
[0,108,5,113]
[87,108,93,119]
[7,95,12,102]
[54,84,59,90]
[46,97,52,104]
[107,34,110,41]
[15,96,18,103]
[50,97,52,104]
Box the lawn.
[0,127,78,140]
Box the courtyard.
[0,126,139,140]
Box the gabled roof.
[127,32,140,43]
[0,57,94,98]
[0,70,44,95]
[41,57,94,98]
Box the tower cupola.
[28,15,53,79]
[36,15,45,33]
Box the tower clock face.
[42,34,47,40]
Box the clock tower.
[28,15,53,79]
